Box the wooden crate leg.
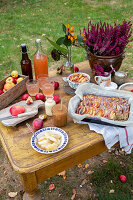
[19,172,42,200]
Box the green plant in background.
[0,0,133,80]
[46,24,85,72]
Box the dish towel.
[75,121,133,154]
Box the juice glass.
[33,53,48,80]
[26,80,39,96]
[52,104,68,127]
[37,74,50,90]
[41,83,54,99]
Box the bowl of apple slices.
[66,72,90,89]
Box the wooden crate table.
[0,61,131,200]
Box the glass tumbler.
[26,79,39,96]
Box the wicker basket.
[0,75,28,110]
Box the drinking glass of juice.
[37,74,50,90]
[26,80,39,96]
[52,104,68,127]
[41,83,54,99]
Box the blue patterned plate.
[31,127,68,154]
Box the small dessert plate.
[119,82,133,92]
[31,127,68,154]
[100,81,118,90]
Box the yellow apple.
[4,82,15,91]
[11,70,19,78]
[17,77,23,83]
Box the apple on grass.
[10,105,25,116]
[119,175,127,182]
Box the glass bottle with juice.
[33,39,48,79]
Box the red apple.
[0,90,4,95]
[35,93,45,101]
[10,105,25,116]
[57,65,63,74]
[33,118,43,129]
[26,96,33,105]
[14,78,18,83]
[51,81,59,90]
[22,94,30,100]
[73,66,79,72]
[119,175,127,182]
[53,95,60,104]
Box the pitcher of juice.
[33,39,48,79]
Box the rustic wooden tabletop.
[0,61,130,200]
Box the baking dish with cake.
[68,83,133,127]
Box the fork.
[26,123,38,141]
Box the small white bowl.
[63,72,90,90]
[119,82,133,92]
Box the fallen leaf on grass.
[103,159,108,163]
[109,189,115,193]
[71,193,76,200]
[58,170,66,179]
[77,163,82,168]
[72,189,76,194]
[58,170,66,176]
[81,178,88,186]
[87,170,94,175]
[49,184,55,191]
[71,189,76,200]
[8,192,18,198]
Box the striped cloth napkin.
[75,121,133,154]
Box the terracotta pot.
[88,52,125,73]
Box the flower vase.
[88,51,125,74]
[64,46,74,73]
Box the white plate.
[31,127,68,154]
[119,82,133,91]
[100,81,118,90]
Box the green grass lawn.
[0,0,133,79]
